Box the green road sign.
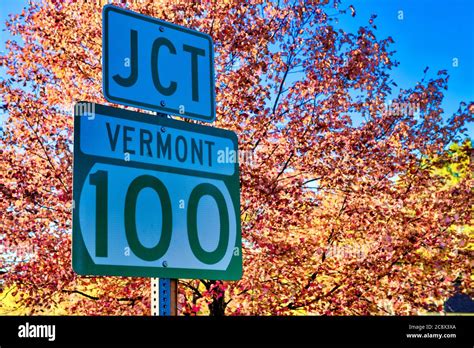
[103,5,216,122]
[72,102,242,280]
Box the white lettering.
[18,322,55,342]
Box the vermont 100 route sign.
[72,103,242,280]
[102,5,215,122]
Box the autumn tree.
[1,0,472,315]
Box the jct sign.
[72,103,242,280]
[102,5,215,122]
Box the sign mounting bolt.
[159,26,164,32]
[160,100,166,107]
[162,261,168,267]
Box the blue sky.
[1,0,473,136]
[0,0,25,64]
[339,0,474,136]
[0,0,26,125]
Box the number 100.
[89,170,230,265]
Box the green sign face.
[72,102,242,280]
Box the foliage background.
[0,0,472,315]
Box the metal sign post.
[151,278,159,316]
[151,278,177,316]
[159,278,177,316]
